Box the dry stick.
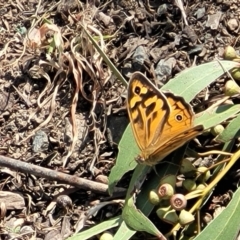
[0,155,126,196]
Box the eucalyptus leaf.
[195,188,240,240]
[161,61,239,102]
[112,221,138,240]
[121,164,160,237]
[67,216,122,240]
[108,125,138,194]
[195,104,240,128]
[216,113,240,142]
[122,197,163,238]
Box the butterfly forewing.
[127,72,170,153]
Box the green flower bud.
[224,80,240,96]
[223,46,237,60]
[156,207,179,225]
[179,209,195,226]
[197,167,211,183]
[196,183,207,190]
[231,68,240,81]
[99,232,113,240]
[211,124,224,136]
[149,190,160,205]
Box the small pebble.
[227,18,239,32]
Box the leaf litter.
[0,0,240,239]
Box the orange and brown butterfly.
[127,71,203,166]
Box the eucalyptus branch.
[166,148,240,236]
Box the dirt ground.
[0,0,240,239]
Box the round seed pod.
[170,193,187,211]
[158,183,175,199]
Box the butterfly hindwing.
[160,92,195,139]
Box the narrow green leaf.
[115,164,157,239]
[108,125,138,195]
[217,113,240,142]
[112,221,137,240]
[195,188,240,240]
[122,197,163,238]
[162,61,239,102]
[125,164,151,199]
[67,216,122,240]
[195,104,240,128]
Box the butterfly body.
[127,72,203,166]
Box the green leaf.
[161,61,239,102]
[108,125,138,194]
[120,164,159,237]
[67,216,122,240]
[112,221,138,240]
[195,104,240,128]
[195,188,240,240]
[122,197,163,238]
[125,164,151,199]
[216,113,240,142]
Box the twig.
[174,0,188,26]
[0,155,126,196]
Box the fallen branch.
[0,155,126,196]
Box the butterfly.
[127,72,203,165]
